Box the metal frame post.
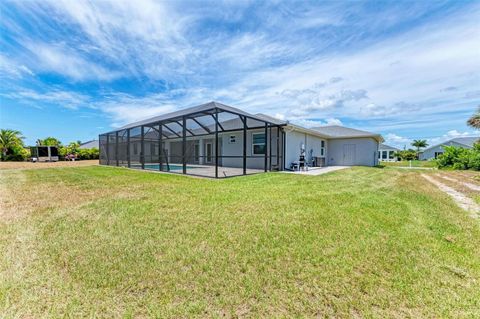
[115,131,119,166]
[282,130,286,170]
[276,126,280,168]
[106,134,110,165]
[269,125,272,171]
[140,125,145,169]
[159,124,163,171]
[243,116,247,175]
[127,129,130,168]
[182,116,187,174]
[264,123,268,172]
[215,108,219,178]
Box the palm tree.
[36,137,61,146]
[0,129,24,160]
[467,107,480,129]
[411,139,428,159]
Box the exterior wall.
[221,127,281,169]
[419,141,471,160]
[327,138,379,166]
[146,128,280,170]
[284,130,326,169]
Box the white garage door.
[342,144,356,165]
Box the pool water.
[141,164,198,171]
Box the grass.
[383,160,437,168]
[1,166,479,317]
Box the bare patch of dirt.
[440,175,480,191]
[421,174,479,218]
[0,168,109,223]
[0,160,98,170]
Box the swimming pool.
[135,164,199,171]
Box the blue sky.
[1,0,479,148]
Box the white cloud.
[1,89,90,109]
[26,43,121,81]
[0,54,34,78]
[384,133,411,149]
[290,117,343,128]
[1,0,480,137]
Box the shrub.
[436,143,480,170]
[395,150,417,161]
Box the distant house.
[419,137,479,160]
[79,140,99,149]
[378,144,400,162]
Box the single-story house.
[99,101,383,178]
[378,144,400,162]
[419,137,479,160]
[79,140,99,149]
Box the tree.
[37,137,62,146]
[467,107,480,129]
[395,150,417,161]
[411,139,428,159]
[0,129,24,160]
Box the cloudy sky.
[1,0,479,147]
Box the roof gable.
[422,136,479,152]
[310,125,383,142]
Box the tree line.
[0,129,99,161]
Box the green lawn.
[1,166,479,317]
[383,160,436,168]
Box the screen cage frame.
[99,104,285,178]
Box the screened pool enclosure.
[99,102,285,178]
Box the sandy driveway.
[422,172,480,219]
[0,160,99,170]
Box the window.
[382,151,387,159]
[229,135,236,144]
[50,147,58,156]
[133,143,138,155]
[378,151,382,159]
[320,140,325,157]
[435,152,443,159]
[389,151,394,159]
[38,147,48,157]
[252,133,266,155]
[150,143,156,156]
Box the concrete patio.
[283,166,350,176]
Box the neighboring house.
[79,140,99,149]
[378,144,400,162]
[419,137,479,160]
[99,101,383,178]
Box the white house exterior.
[100,102,383,177]
[378,144,400,162]
[419,137,479,160]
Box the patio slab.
[283,166,350,176]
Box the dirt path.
[421,174,479,219]
[439,175,480,191]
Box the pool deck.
[131,163,264,178]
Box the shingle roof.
[422,136,479,152]
[379,143,400,151]
[79,140,99,149]
[104,101,382,142]
[450,137,479,147]
[310,125,383,141]
[254,113,287,125]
